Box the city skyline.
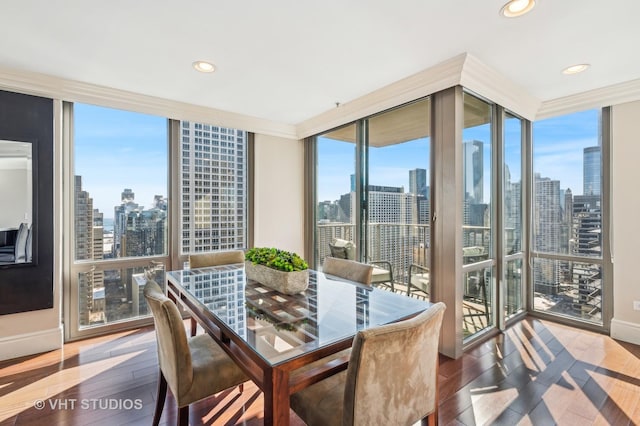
[74,103,167,217]
[317,109,599,203]
[73,114,247,327]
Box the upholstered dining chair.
[143,279,248,426]
[290,302,446,426]
[323,256,374,285]
[188,249,245,269]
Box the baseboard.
[0,326,63,362]
[610,318,640,346]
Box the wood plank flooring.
[1,317,639,425]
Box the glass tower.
[583,146,601,196]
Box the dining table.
[166,263,432,426]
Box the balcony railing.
[316,222,430,286]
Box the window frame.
[527,107,613,332]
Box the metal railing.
[317,222,430,286]
[317,222,506,285]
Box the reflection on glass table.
[167,264,429,365]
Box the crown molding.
[296,54,467,139]
[460,53,540,121]
[537,78,640,120]
[0,66,298,140]
[296,53,542,139]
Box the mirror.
[0,140,33,265]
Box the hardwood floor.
[1,317,639,425]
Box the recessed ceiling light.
[562,64,590,75]
[500,0,535,17]
[192,61,216,73]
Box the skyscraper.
[74,176,105,325]
[409,168,428,198]
[463,140,484,204]
[113,191,141,258]
[180,122,247,254]
[583,146,601,196]
[533,174,564,294]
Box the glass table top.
[167,264,431,365]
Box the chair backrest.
[14,223,29,263]
[328,238,356,260]
[143,279,193,400]
[323,256,373,285]
[343,302,446,425]
[25,225,32,262]
[189,250,245,269]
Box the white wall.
[610,100,640,345]
[0,164,30,228]
[0,307,62,360]
[253,134,305,256]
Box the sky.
[317,109,600,202]
[74,103,168,217]
[73,103,599,215]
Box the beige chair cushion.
[189,250,245,269]
[411,272,430,292]
[143,280,247,407]
[323,256,373,285]
[290,302,446,426]
[370,266,392,284]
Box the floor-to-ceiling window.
[66,103,169,340]
[532,109,608,327]
[314,123,357,267]
[503,112,525,319]
[313,99,432,296]
[366,99,431,291]
[65,112,250,340]
[310,87,535,356]
[462,93,495,338]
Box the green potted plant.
[245,247,309,294]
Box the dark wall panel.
[0,89,54,315]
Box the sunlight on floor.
[0,350,144,422]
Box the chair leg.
[153,370,167,426]
[421,412,437,426]
[178,406,189,426]
[190,317,197,337]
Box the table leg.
[264,367,290,426]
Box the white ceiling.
[1,0,639,125]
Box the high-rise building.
[571,194,602,317]
[409,168,428,198]
[572,194,601,257]
[504,165,522,254]
[365,186,429,283]
[121,207,167,257]
[74,176,105,325]
[463,140,484,204]
[113,190,140,258]
[583,146,601,196]
[180,122,247,254]
[533,174,564,294]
